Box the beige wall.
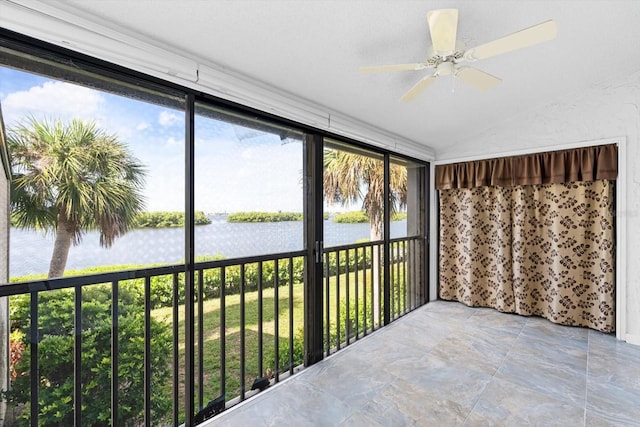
[437,69,640,344]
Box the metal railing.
[0,236,425,426]
[322,235,424,355]
[1,251,305,426]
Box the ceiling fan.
[360,9,557,101]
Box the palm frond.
[7,117,147,248]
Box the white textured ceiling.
[31,0,640,153]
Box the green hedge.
[332,211,407,223]
[132,211,211,228]
[226,211,303,222]
[333,211,369,223]
[7,285,172,426]
[9,247,378,310]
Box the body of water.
[10,215,408,278]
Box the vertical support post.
[257,262,263,377]
[407,164,428,307]
[336,251,340,350]
[220,268,226,400]
[424,163,431,304]
[197,270,204,410]
[304,134,324,365]
[30,292,38,427]
[240,265,246,400]
[383,154,391,325]
[144,277,151,426]
[111,281,119,427]
[184,93,196,427]
[74,286,82,427]
[274,261,279,381]
[172,273,179,426]
[288,258,294,374]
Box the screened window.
[0,49,185,279]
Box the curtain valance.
[435,144,618,190]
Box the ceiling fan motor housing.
[425,42,466,67]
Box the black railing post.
[220,268,226,400]
[425,164,431,305]
[304,134,324,365]
[111,281,119,427]
[345,249,350,345]
[184,93,196,427]
[240,265,246,399]
[274,260,280,381]
[197,270,204,410]
[144,277,151,426]
[336,250,340,350]
[288,257,294,374]
[74,286,82,427]
[172,273,179,426]
[324,253,330,354]
[383,154,391,325]
[29,292,38,427]
[257,262,264,377]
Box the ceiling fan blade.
[465,20,557,60]
[456,67,502,92]
[359,63,426,73]
[427,9,459,54]
[400,74,438,101]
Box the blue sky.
[0,66,305,213]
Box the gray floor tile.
[363,376,472,426]
[495,350,587,407]
[209,301,640,427]
[464,377,585,426]
[510,333,588,375]
[586,380,640,425]
[339,410,384,427]
[585,409,640,427]
[428,330,511,376]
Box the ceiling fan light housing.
[436,61,454,76]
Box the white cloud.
[158,110,181,127]
[136,121,150,131]
[1,80,104,125]
[166,137,179,147]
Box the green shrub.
[133,211,211,228]
[333,211,368,223]
[332,210,407,223]
[226,212,302,222]
[329,299,374,348]
[392,212,407,221]
[324,247,373,276]
[268,327,305,375]
[7,285,172,426]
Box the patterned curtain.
[511,180,615,332]
[438,180,616,333]
[439,186,515,312]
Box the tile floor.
[209,300,640,426]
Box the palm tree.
[323,148,407,321]
[323,149,407,240]
[8,117,146,278]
